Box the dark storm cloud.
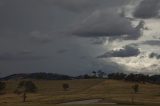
[0,0,76,40]
[43,0,98,12]
[56,49,68,54]
[0,0,56,33]
[0,51,46,61]
[97,45,140,58]
[149,53,160,59]
[0,0,150,76]
[141,40,160,46]
[72,10,144,40]
[42,0,131,13]
[0,0,138,39]
[29,31,52,44]
[133,0,160,18]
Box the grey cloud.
[133,0,160,18]
[0,0,69,35]
[97,45,140,58]
[57,49,68,54]
[141,40,160,46]
[43,0,98,12]
[149,53,160,59]
[91,37,107,45]
[90,59,128,73]
[0,0,158,75]
[0,51,46,61]
[0,1,4,6]
[0,0,132,35]
[30,31,52,44]
[17,50,32,55]
[42,0,132,13]
[72,10,143,40]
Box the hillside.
[1,73,71,80]
[0,79,160,106]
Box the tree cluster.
[14,80,37,102]
[108,73,160,84]
[0,81,6,94]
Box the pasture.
[0,79,160,106]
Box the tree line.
[108,73,160,84]
[1,72,160,84]
[76,71,160,84]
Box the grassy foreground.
[0,79,160,106]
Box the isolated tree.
[15,80,37,102]
[0,81,6,94]
[97,70,106,78]
[131,84,139,104]
[132,84,139,94]
[92,71,97,78]
[62,83,69,91]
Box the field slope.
[0,79,160,106]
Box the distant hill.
[1,72,160,84]
[0,73,72,80]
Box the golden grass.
[0,79,160,106]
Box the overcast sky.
[0,0,160,76]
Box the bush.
[15,80,37,102]
[62,83,69,91]
[0,81,6,93]
[132,84,139,94]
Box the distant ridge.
[0,72,72,80]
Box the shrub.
[15,80,37,102]
[0,81,6,94]
[62,83,69,91]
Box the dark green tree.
[0,81,6,94]
[62,83,69,91]
[15,80,37,102]
[97,70,106,78]
[92,71,97,78]
[131,84,139,104]
[132,84,139,94]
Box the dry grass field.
[0,79,160,106]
